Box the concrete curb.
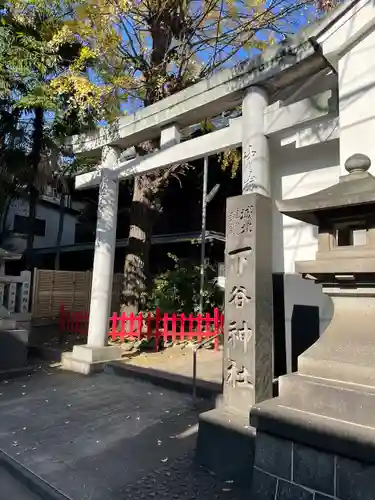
[28,345,64,362]
[105,361,222,400]
[28,344,140,364]
[0,449,70,500]
[0,364,39,381]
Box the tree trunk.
[122,176,154,314]
[121,4,179,312]
[0,196,11,234]
[26,107,43,270]
[54,194,65,270]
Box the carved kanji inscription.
[227,205,254,236]
[224,193,274,409]
[243,144,256,168]
[229,286,251,308]
[226,360,252,388]
[243,144,257,193]
[228,320,253,353]
[228,247,252,276]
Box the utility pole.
[199,156,220,313]
[199,156,208,314]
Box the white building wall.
[274,23,375,372]
[6,198,77,252]
[271,138,340,373]
[339,30,375,175]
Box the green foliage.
[0,0,105,243]
[146,253,223,314]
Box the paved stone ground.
[121,452,248,500]
[0,365,247,500]
[0,461,42,499]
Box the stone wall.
[252,432,374,500]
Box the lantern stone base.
[195,407,255,487]
[61,345,123,375]
[250,372,375,500]
[250,429,375,500]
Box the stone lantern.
[249,154,375,500]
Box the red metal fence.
[58,304,224,351]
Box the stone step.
[278,372,375,429]
[0,319,17,329]
[0,450,69,500]
[280,371,375,395]
[251,395,375,464]
[299,354,375,387]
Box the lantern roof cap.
[277,154,375,225]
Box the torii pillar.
[62,145,123,374]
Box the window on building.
[13,215,46,237]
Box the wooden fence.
[58,304,224,351]
[31,269,123,320]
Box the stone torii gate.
[61,6,343,379]
[58,0,375,490]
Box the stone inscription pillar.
[195,89,273,482]
[87,145,121,348]
[242,86,270,196]
[224,192,273,412]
